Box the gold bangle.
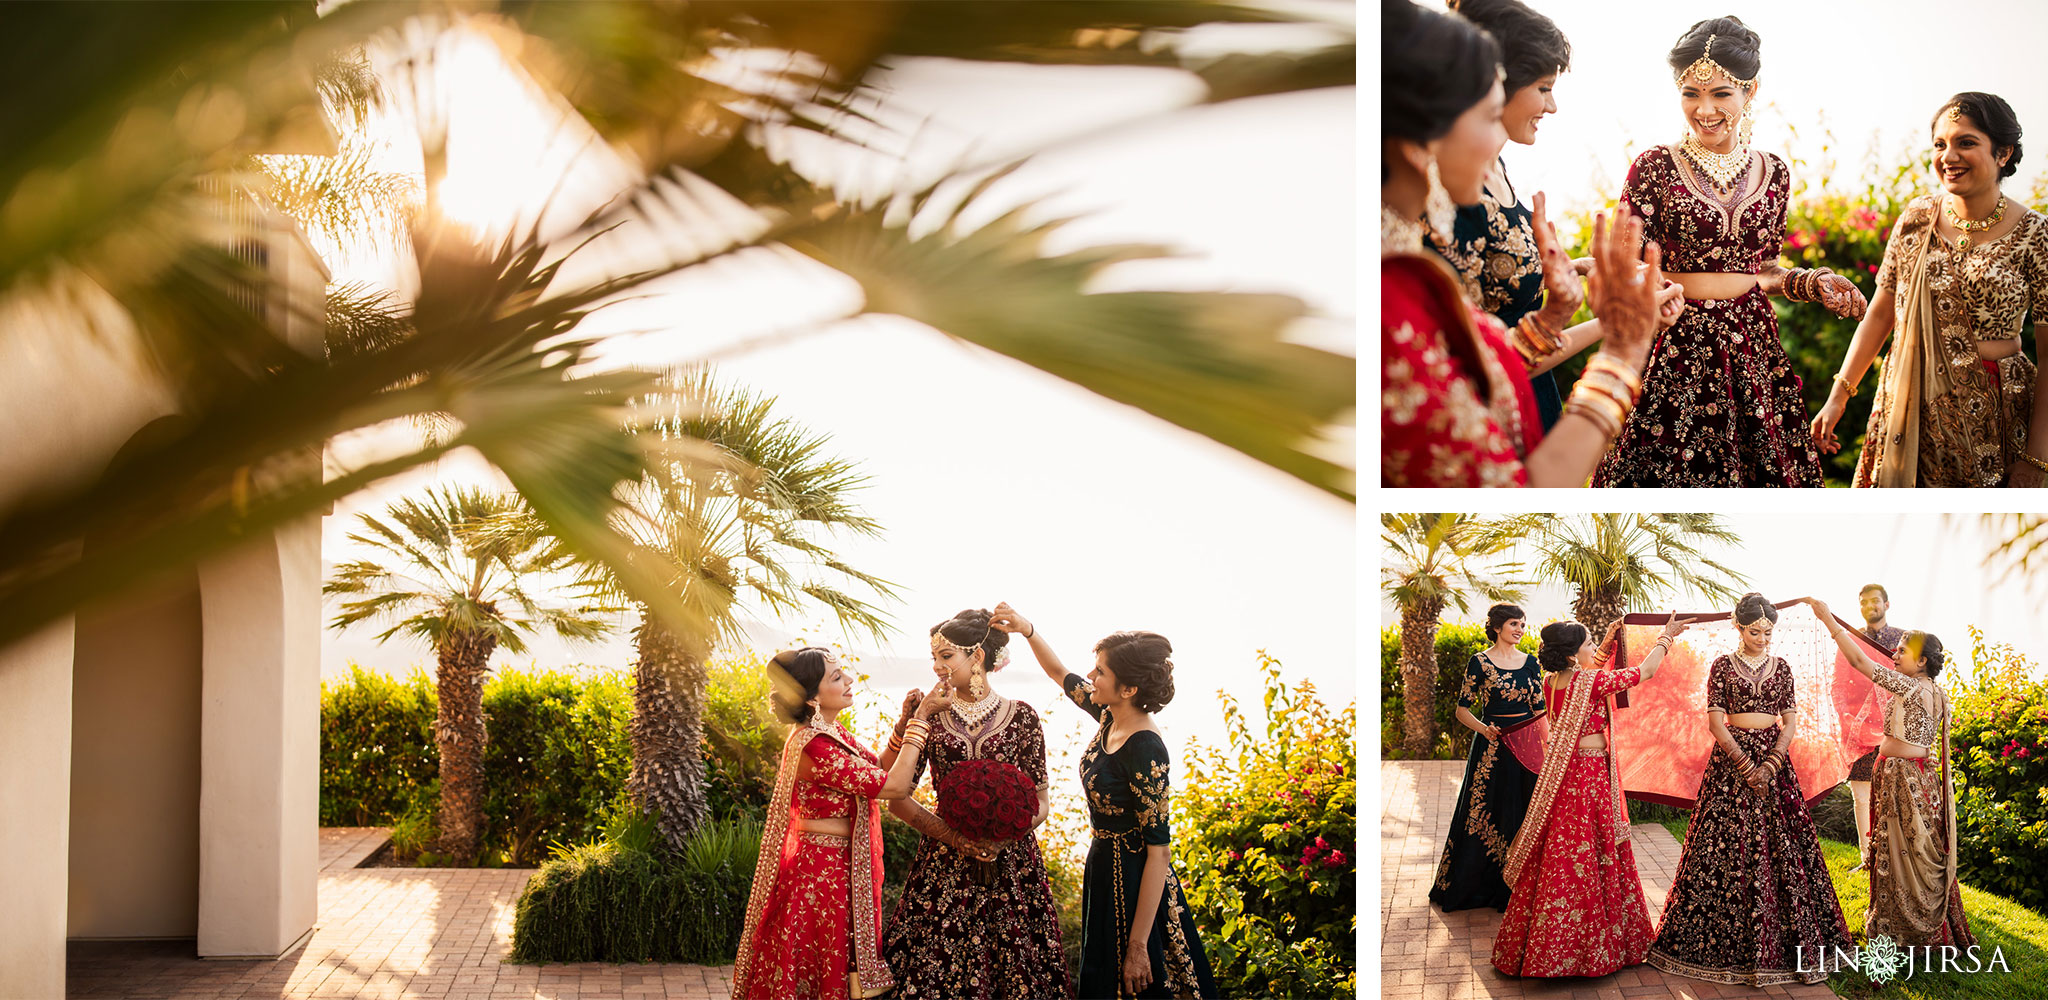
[1581,352,1644,397]
[1832,372,1857,395]
[2022,453,2048,474]
[1563,397,1621,438]
[1511,311,1563,365]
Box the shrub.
[510,811,754,963]
[1950,626,2048,912]
[321,663,656,865]
[319,664,437,825]
[1379,623,1535,760]
[1178,654,1354,999]
[701,653,785,822]
[482,669,634,866]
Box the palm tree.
[1486,513,1750,640]
[1977,513,2048,595]
[1381,514,1523,757]
[324,487,613,864]
[0,2,1354,651]
[588,369,894,853]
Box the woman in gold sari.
[1805,599,1974,947]
[1811,92,2048,486]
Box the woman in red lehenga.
[732,647,964,1000]
[1492,613,1688,978]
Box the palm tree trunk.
[629,613,711,853]
[434,627,497,865]
[1572,586,1627,647]
[1399,596,1445,756]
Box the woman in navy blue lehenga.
[995,604,1219,1000]
[1430,603,1547,912]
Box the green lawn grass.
[1659,820,2048,999]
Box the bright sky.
[1487,1,2048,216]
[315,20,1357,770]
[1378,513,2048,686]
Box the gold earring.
[1424,156,1456,245]
[969,660,988,698]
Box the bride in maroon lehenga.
[1645,594,1851,986]
[1492,613,1688,978]
[731,648,955,1000]
[880,610,1073,1000]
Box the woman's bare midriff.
[1576,733,1607,750]
[1978,337,2023,360]
[1666,272,1758,300]
[796,817,852,837]
[1880,737,1930,759]
[1727,712,1779,729]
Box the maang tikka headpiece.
[1675,35,1757,92]
[932,623,994,700]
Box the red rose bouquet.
[935,759,1037,843]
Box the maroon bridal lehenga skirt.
[1490,749,1656,977]
[1593,286,1824,488]
[1646,726,1851,985]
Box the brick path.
[1382,760,1837,1000]
[67,828,734,999]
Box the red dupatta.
[1605,600,1891,808]
[731,721,893,999]
[1502,665,1630,887]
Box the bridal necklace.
[1679,129,1752,194]
[1947,194,2005,252]
[952,691,1002,727]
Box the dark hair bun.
[1668,16,1761,82]
[1449,0,1572,95]
[767,647,833,725]
[1093,631,1176,713]
[1733,592,1778,625]
[1936,92,2024,178]
[931,609,1011,667]
[1537,621,1588,672]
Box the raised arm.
[1803,597,1880,680]
[991,602,1066,686]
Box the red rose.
[937,760,1036,841]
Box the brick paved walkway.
[67,828,734,999]
[1382,760,1838,1000]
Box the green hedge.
[1952,628,2048,913]
[320,664,632,866]
[1178,655,1355,999]
[1379,623,1535,760]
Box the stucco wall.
[68,571,204,939]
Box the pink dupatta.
[1605,600,1889,808]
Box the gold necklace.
[1381,203,1425,256]
[1947,194,2006,251]
[1678,131,1751,192]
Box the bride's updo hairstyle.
[1733,592,1778,626]
[1667,16,1762,86]
[1537,621,1588,672]
[767,646,832,725]
[930,608,1011,667]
